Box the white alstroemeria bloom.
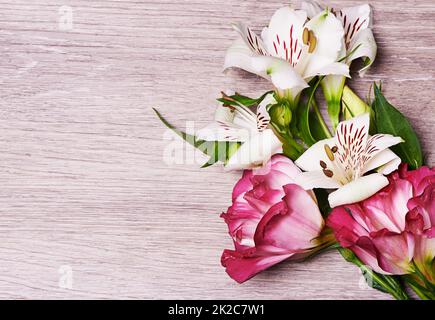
[224,6,349,106]
[302,1,377,74]
[301,1,377,128]
[197,93,282,171]
[295,113,403,208]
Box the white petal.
[295,138,335,171]
[328,173,389,208]
[255,93,275,131]
[232,22,268,56]
[303,59,350,79]
[196,106,252,142]
[297,171,342,190]
[223,38,268,79]
[264,7,307,62]
[348,28,377,76]
[300,0,323,19]
[196,123,250,142]
[252,55,308,95]
[362,134,403,167]
[338,4,372,45]
[224,129,283,171]
[301,10,346,78]
[377,156,401,175]
[362,148,401,175]
[335,113,370,169]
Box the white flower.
[301,1,377,128]
[295,113,403,208]
[197,93,282,171]
[224,6,349,104]
[301,1,377,74]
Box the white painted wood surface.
[0,0,433,299]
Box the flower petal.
[299,10,348,79]
[224,38,269,79]
[362,134,403,167]
[251,55,308,95]
[196,105,252,142]
[224,129,283,171]
[295,138,336,171]
[232,22,268,56]
[407,183,435,231]
[370,229,414,274]
[327,207,385,273]
[264,7,307,63]
[221,248,292,284]
[337,4,372,49]
[300,0,323,19]
[297,170,342,190]
[348,28,377,76]
[254,193,323,252]
[362,148,401,175]
[328,173,389,208]
[335,113,370,174]
[255,93,274,132]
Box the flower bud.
[269,103,292,128]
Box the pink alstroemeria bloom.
[327,164,435,280]
[221,155,330,283]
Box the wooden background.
[0,0,433,299]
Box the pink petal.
[370,229,414,275]
[398,164,435,196]
[232,170,253,201]
[407,183,434,231]
[254,185,324,250]
[221,248,292,284]
[221,198,262,251]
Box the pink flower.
[327,164,435,281]
[221,155,328,283]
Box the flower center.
[321,144,350,184]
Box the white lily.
[295,113,403,208]
[197,93,282,171]
[224,6,349,107]
[301,1,377,128]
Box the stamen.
[323,169,334,178]
[320,160,327,169]
[324,144,335,161]
[331,146,338,153]
[308,31,317,53]
[303,28,309,45]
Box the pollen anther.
[324,144,335,161]
[323,169,334,178]
[308,31,317,53]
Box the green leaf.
[373,84,423,169]
[153,108,241,167]
[299,77,332,146]
[217,91,273,107]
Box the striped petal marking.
[233,23,269,56]
[336,7,370,50]
[318,114,402,184]
[270,24,303,67]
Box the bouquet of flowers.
[154,1,434,300]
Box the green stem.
[338,248,409,300]
[306,77,333,139]
[405,277,432,300]
[312,98,333,138]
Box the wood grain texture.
[0,0,433,299]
